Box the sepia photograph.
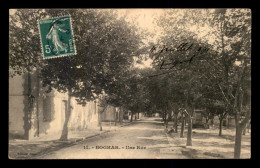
[9,8,251,159]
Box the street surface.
[36,117,184,159]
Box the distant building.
[99,105,117,122]
[154,113,160,117]
[193,109,236,128]
[193,110,203,126]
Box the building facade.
[9,70,100,140]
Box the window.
[43,96,53,122]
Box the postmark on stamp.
[38,15,76,59]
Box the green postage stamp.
[38,15,76,59]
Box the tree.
[199,99,216,129]
[149,9,250,155]
[147,9,214,146]
[9,9,144,140]
[104,67,148,123]
[204,9,251,158]
[199,78,231,135]
[163,9,251,155]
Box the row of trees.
[9,9,147,140]
[141,9,251,159]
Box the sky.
[116,9,165,69]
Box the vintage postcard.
[9,9,251,159]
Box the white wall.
[9,71,100,140]
[9,74,25,137]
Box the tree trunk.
[162,112,165,123]
[205,118,209,124]
[166,112,170,128]
[234,111,250,158]
[186,116,192,146]
[98,105,103,131]
[219,118,223,136]
[164,114,168,128]
[24,71,32,140]
[114,110,117,126]
[180,113,185,138]
[164,113,167,125]
[174,112,178,133]
[242,123,247,135]
[165,112,171,128]
[226,115,230,129]
[211,118,214,125]
[205,118,209,129]
[130,111,133,122]
[60,88,72,141]
[138,112,139,119]
[36,69,40,137]
[234,126,243,159]
[119,107,123,124]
